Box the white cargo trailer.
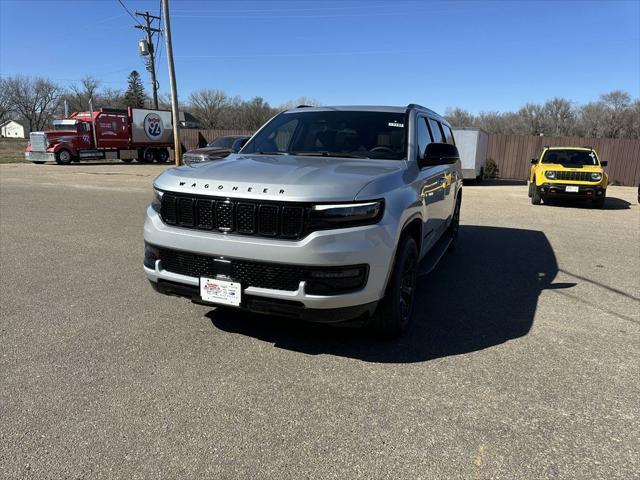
[452,127,489,180]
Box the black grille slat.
[258,205,279,236]
[196,200,214,229]
[158,248,303,291]
[161,194,308,239]
[177,198,195,227]
[553,171,592,182]
[216,201,234,232]
[161,195,177,224]
[236,203,256,234]
[282,206,304,237]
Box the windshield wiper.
[257,151,289,155]
[292,151,370,159]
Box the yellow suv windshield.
[542,149,598,166]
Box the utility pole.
[161,0,181,166]
[135,11,161,109]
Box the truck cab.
[25,119,94,164]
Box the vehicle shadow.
[207,225,567,363]
[543,197,631,210]
[465,179,528,186]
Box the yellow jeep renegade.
[528,146,608,208]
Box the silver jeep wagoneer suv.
[144,105,462,336]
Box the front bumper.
[25,151,55,162]
[143,205,397,317]
[538,182,606,198]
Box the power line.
[116,0,142,26]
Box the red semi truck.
[25,107,174,165]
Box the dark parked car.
[183,135,250,166]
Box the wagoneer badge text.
[178,181,285,194]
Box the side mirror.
[419,143,460,168]
[531,158,538,164]
[231,138,249,152]
[601,160,608,167]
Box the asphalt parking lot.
[1,162,638,479]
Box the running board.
[417,233,452,276]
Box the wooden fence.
[487,134,640,186]
[179,129,640,187]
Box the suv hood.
[154,154,405,202]
[185,146,233,158]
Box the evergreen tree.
[123,70,146,108]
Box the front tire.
[371,235,418,338]
[32,161,45,165]
[592,197,605,209]
[531,179,542,205]
[55,149,73,165]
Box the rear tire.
[139,148,156,163]
[121,158,134,163]
[528,181,533,198]
[448,193,461,252]
[32,161,45,165]
[55,149,73,165]
[371,235,418,338]
[156,148,170,163]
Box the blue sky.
[1,0,638,113]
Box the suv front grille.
[161,193,305,239]
[549,171,595,182]
[159,247,304,291]
[155,246,368,294]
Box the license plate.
[565,186,579,193]
[200,277,241,306]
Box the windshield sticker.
[388,122,404,128]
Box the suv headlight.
[591,172,602,181]
[544,170,556,179]
[309,200,384,230]
[184,154,207,167]
[151,187,163,213]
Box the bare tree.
[0,78,13,125]
[542,98,575,136]
[517,103,545,135]
[65,76,101,112]
[444,107,475,128]
[188,89,229,128]
[277,96,321,111]
[4,75,61,132]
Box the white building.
[0,120,26,138]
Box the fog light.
[305,266,367,295]
[144,244,160,269]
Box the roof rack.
[582,145,593,149]
[406,103,426,110]
[295,105,313,108]
[543,145,550,149]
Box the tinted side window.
[428,118,445,143]
[416,117,432,159]
[442,124,455,145]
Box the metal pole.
[64,99,69,117]
[88,98,98,148]
[161,0,181,166]
[144,13,158,109]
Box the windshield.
[207,136,239,149]
[542,149,598,166]
[242,110,407,160]
[53,122,77,131]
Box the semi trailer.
[25,107,174,165]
